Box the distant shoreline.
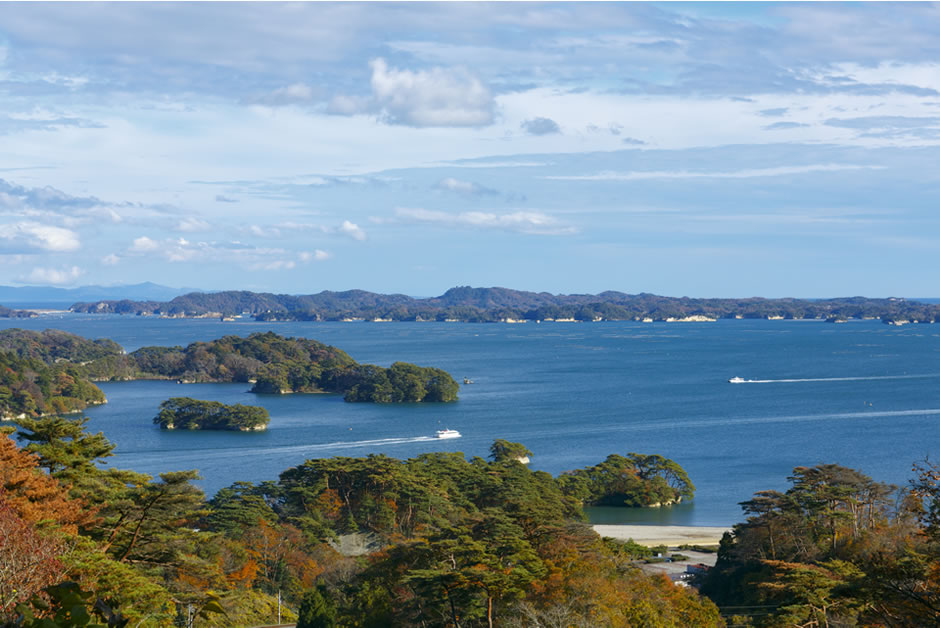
[60,287,940,325]
[593,524,731,547]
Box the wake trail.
[115,435,442,461]
[734,373,940,384]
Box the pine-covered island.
[154,397,270,431]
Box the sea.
[2,313,938,527]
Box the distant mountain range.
[0,282,193,306]
[64,286,940,324]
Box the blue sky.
[1,2,939,298]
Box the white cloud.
[543,164,884,181]
[101,253,120,265]
[300,249,331,262]
[443,160,550,169]
[327,94,372,116]
[339,220,366,241]
[276,221,329,233]
[369,58,494,127]
[0,222,81,252]
[24,265,84,285]
[177,217,211,232]
[247,224,282,237]
[435,177,498,196]
[22,223,80,251]
[253,82,319,106]
[131,235,160,252]
[41,72,90,89]
[274,83,315,101]
[248,259,296,271]
[396,207,575,235]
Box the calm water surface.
[3,314,938,526]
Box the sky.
[1,1,940,298]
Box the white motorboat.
[728,377,746,383]
[435,429,461,439]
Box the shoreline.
[593,524,731,547]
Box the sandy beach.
[593,524,731,547]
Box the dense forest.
[69,286,940,323]
[154,398,270,431]
[0,352,106,419]
[702,463,940,626]
[0,330,459,415]
[0,329,124,364]
[2,415,938,626]
[558,453,695,507]
[1,421,723,627]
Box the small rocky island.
[154,397,270,431]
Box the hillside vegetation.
[2,423,721,627]
[0,351,106,419]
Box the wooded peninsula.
[65,286,940,324]
[0,329,458,420]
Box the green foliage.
[207,481,278,535]
[0,330,123,365]
[296,584,337,628]
[602,537,654,559]
[0,351,105,419]
[63,331,460,404]
[489,439,532,462]
[343,362,459,403]
[558,453,694,507]
[10,581,122,628]
[703,463,940,627]
[15,416,115,484]
[8,416,725,628]
[154,397,270,431]
[61,538,174,627]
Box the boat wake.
[731,373,940,384]
[115,435,445,463]
[274,435,441,455]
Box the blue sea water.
[2,314,938,526]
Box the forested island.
[69,286,940,323]
[154,397,270,431]
[0,304,36,319]
[2,418,938,627]
[0,329,458,418]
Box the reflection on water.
[585,504,701,527]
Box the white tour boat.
[728,377,746,384]
[435,429,461,439]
